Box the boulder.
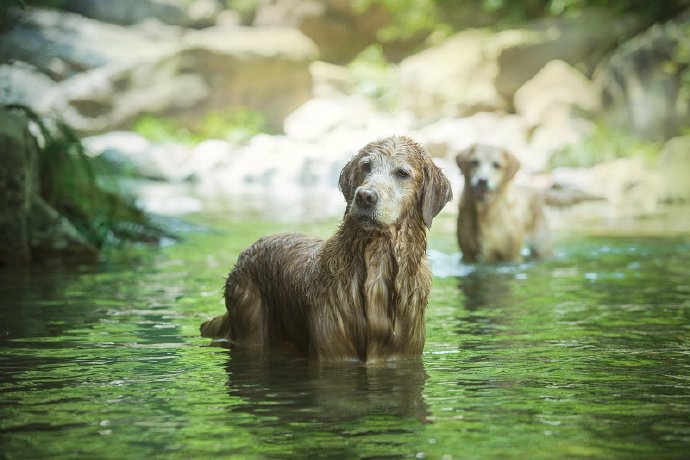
[61,0,222,28]
[659,136,690,202]
[398,9,643,120]
[0,8,176,81]
[0,108,97,265]
[398,28,511,120]
[595,13,690,141]
[176,26,317,130]
[253,0,390,64]
[83,131,164,180]
[45,55,210,135]
[310,61,353,98]
[283,96,377,140]
[514,60,600,128]
[1,9,316,133]
[0,61,58,110]
[550,158,664,219]
[514,60,599,170]
[413,112,529,164]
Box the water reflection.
[458,267,516,311]
[224,351,429,423]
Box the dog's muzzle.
[355,189,378,208]
[471,178,491,201]
[352,188,381,227]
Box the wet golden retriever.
[201,136,453,363]
[455,144,552,263]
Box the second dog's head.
[339,136,452,230]
[455,144,520,203]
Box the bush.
[548,121,661,169]
[133,108,268,145]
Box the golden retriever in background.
[455,144,552,263]
[201,136,453,363]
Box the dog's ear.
[338,154,358,207]
[455,145,475,174]
[502,148,521,182]
[422,160,453,229]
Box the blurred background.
[1,0,690,263]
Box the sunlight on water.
[1,215,689,459]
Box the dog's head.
[455,144,520,203]
[339,136,453,229]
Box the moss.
[6,104,170,251]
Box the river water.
[1,208,689,459]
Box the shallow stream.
[1,209,689,459]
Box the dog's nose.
[476,178,488,188]
[355,189,378,207]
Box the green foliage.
[548,121,662,169]
[226,0,263,24]
[347,44,397,107]
[7,105,169,249]
[353,0,690,44]
[354,0,440,42]
[133,108,268,145]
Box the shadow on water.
[223,351,429,424]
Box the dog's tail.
[543,184,606,208]
[200,313,231,339]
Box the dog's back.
[201,233,322,353]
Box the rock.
[398,28,510,120]
[253,0,390,64]
[83,131,192,181]
[187,0,225,28]
[31,22,316,134]
[28,197,99,263]
[527,113,595,172]
[61,0,206,28]
[398,9,643,120]
[283,96,376,140]
[310,61,353,98]
[514,60,600,127]
[513,60,600,170]
[0,8,176,81]
[659,136,690,202]
[178,25,316,131]
[0,108,97,265]
[595,13,690,141]
[550,158,664,219]
[413,112,529,164]
[0,61,58,109]
[46,54,210,135]
[0,109,36,264]
[495,10,643,102]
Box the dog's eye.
[360,161,371,173]
[395,168,411,180]
[470,160,479,168]
[492,161,501,169]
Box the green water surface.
[1,213,689,459]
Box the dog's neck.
[323,213,428,275]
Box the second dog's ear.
[455,145,475,173]
[502,148,521,181]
